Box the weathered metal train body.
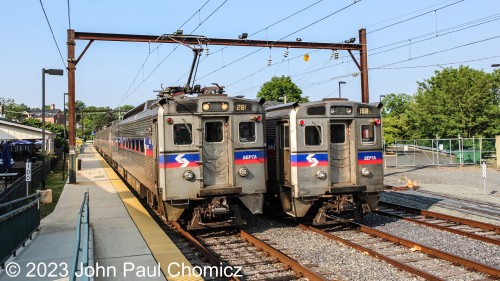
[265,99,383,224]
[95,91,266,229]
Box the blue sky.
[1,0,499,109]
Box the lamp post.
[338,81,346,98]
[42,68,64,189]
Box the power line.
[367,0,465,34]
[299,38,500,91]
[373,55,500,70]
[373,34,500,69]
[117,0,228,107]
[281,13,500,83]
[194,0,362,83]
[172,0,325,85]
[39,0,67,68]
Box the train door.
[153,120,158,185]
[330,121,351,184]
[278,122,292,212]
[202,117,230,187]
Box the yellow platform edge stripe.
[95,153,203,281]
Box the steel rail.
[171,221,226,268]
[299,224,445,281]
[378,202,500,245]
[239,229,329,281]
[354,222,500,278]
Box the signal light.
[167,118,174,124]
[303,53,310,62]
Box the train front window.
[361,125,375,144]
[330,124,345,144]
[205,121,223,143]
[305,125,322,146]
[239,122,256,143]
[174,124,193,145]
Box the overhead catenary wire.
[116,0,228,107]
[279,12,500,85]
[39,0,67,69]
[225,0,471,93]
[194,0,362,83]
[171,0,325,86]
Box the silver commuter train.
[265,98,384,224]
[95,86,267,229]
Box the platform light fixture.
[238,33,248,40]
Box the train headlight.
[361,167,371,177]
[183,170,195,181]
[316,170,327,180]
[345,107,353,114]
[238,167,250,177]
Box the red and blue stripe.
[290,153,328,167]
[159,153,200,168]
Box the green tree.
[257,76,308,103]
[381,93,413,144]
[408,66,500,138]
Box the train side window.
[239,122,256,143]
[305,125,322,146]
[140,139,144,152]
[205,121,223,143]
[361,125,375,144]
[174,124,193,145]
[330,124,346,144]
[281,125,289,148]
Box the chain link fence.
[384,138,496,167]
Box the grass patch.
[40,156,67,219]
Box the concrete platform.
[0,146,200,281]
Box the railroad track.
[377,201,500,246]
[382,191,500,221]
[172,222,328,281]
[300,223,500,281]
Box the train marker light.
[299,120,305,126]
[253,116,262,122]
[370,119,381,125]
[167,118,174,124]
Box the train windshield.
[305,125,322,146]
[330,124,345,144]
[174,124,193,145]
[205,121,224,142]
[239,122,256,143]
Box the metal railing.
[70,191,91,281]
[0,193,41,267]
[0,160,51,204]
